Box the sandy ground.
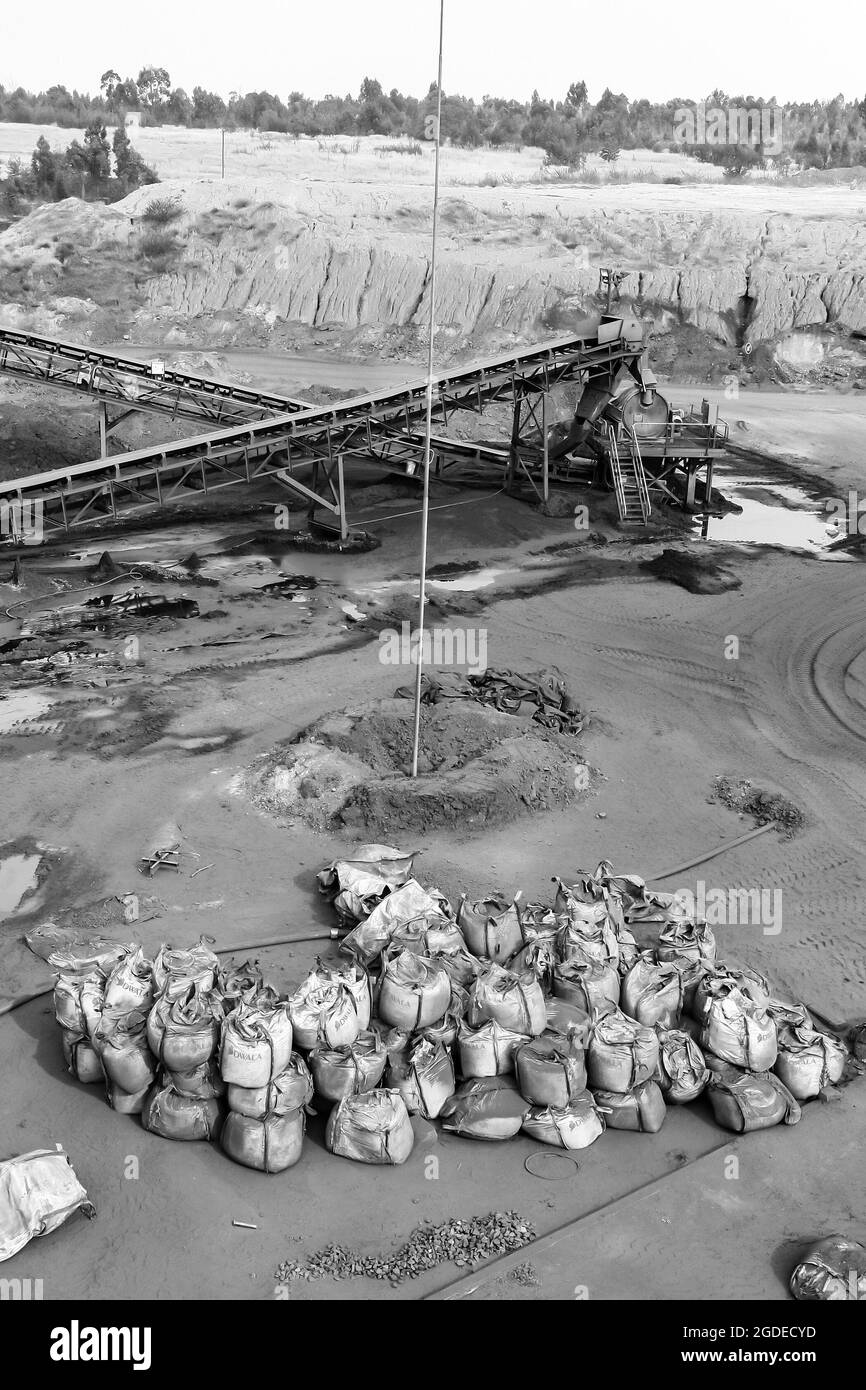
[0,374,864,1297]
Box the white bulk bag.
[458,1019,528,1077]
[311,961,372,1029]
[94,1005,157,1093]
[309,1031,387,1103]
[555,899,620,971]
[51,962,106,1036]
[657,919,717,968]
[317,844,416,923]
[103,945,154,1012]
[377,951,451,1031]
[621,952,683,1028]
[708,1073,801,1132]
[61,1032,103,1085]
[105,1079,151,1114]
[654,1027,709,1104]
[222,1109,305,1172]
[587,1009,659,1092]
[507,936,557,993]
[325,1090,415,1164]
[220,1000,293,1087]
[593,1080,667,1132]
[389,917,467,959]
[152,937,219,998]
[790,1236,866,1302]
[457,896,523,962]
[515,1034,587,1108]
[468,963,546,1037]
[545,998,592,1047]
[142,1080,223,1141]
[440,1076,529,1141]
[774,1021,847,1101]
[147,987,223,1070]
[522,1094,605,1150]
[289,977,362,1051]
[217,960,266,1009]
[340,880,452,965]
[167,1058,226,1100]
[227,1053,314,1118]
[553,958,620,1015]
[0,1149,94,1263]
[693,965,770,1020]
[699,979,777,1071]
[385,1039,455,1119]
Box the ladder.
[608,425,651,524]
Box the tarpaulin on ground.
[394,667,583,736]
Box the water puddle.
[697,466,838,551]
[0,853,42,915]
[0,690,53,732]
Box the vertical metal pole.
[99,402,108,459]
[337,455,348,541]
[221,128,225,179]
[541,394,550,503]
[410,0,445,779]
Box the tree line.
[2,69,866,169]
[1,124,157,215]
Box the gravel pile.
[273,1210,535,1286]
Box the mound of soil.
[246,696,590,836]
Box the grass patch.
[139,229,179,262]
[141,196,184,226]
[712,776,805,833]
[375,140,424,157]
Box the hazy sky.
[2,0,864,104]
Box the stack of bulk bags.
[468,963,546,1037]
[143,985,226,1140]
[94,1006,157,1114]
[553,958,620,1017]
[325,1089,415,1164]
[385,1037,455,1119]
[220,1000,304,1171]
[49,946,122,1086]
[309,1031,386,1103]
[621,952,683,1029]
[377,951,451,1032]
[457,896,523,964]
[289,972,365,1051]
[587,1008,666,1133]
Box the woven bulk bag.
[417,1007,462,1050]
[457,896,523,962]
[790,1236,866,1302]
[440,1075,529,1141]
[654,1027,709,1104]
[167,1058,226,1100]
[468,963,546,1037]
[693,965,770,1020]
[774,1022,847,1101]
[325,1089,415,1165]
[707,1073,801,1132]
[315,961,372,1029]
[142,1080,223,1141]
[458,1020,528,1077]
[222,1109,305,1172]
[506,936,557,993]
[220,1000,293,1088]
[368,1019,413,1065]
[553,958,620,1016]
[0,1149,95,1263]
[61,1032,103,1085]
[434,947,480,994]
[593,1080,667,1133]
[147,987,222,1071]
[385,1039,455,1120]
[105,1079,150,1114]
[519,902,558,942]
[227,1053,314,1119]
[288,978,361,1051]
[309,1031,387,1103]
[555,900,619,971]
[522,1094,605,1150]
[545,998,592,1047]
[621,952,683,1029]
[668,958,710,1016]
[52,962,106,1036]
[217,960,266,1010]
[516,1034,587,1108]
[377,951,451,1031]
[103,946,154,1013]
[152,938,218,998]
[340,880,452,965]
[389,917,466,959]
[699,979,777,1071]
[613,921,640,976]
[317,844,416,921]
[94,1006,156,1093]
[587,1009,659,1091]
[657,920,717,969]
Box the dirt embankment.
[2,173,866,367]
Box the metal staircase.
[608,425,651,524]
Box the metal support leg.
[685,465,697,509]
[541,393,550,503]
[99,402,108,459]
[337,455,348,541]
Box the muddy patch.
[641,548,742,594]
[244,696,590,836]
